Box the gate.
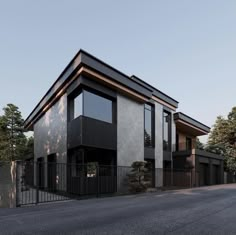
[16,161,118,206]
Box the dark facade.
[24,49,224,191]
[173,112,224,186]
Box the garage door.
[199,163,209,186]
[212,165,220,185]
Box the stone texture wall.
[34,94,67,189]
[154,102,163,187]
[0,162,16,208]
[34,94,67,163]
[117,93,144,167]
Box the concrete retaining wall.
[0,162,16,208]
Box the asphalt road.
[1,184,236,235]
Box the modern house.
[24,49,224,193]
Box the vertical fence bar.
[96,165,100,198]
[36,162,39,204]
[15,160,21,207]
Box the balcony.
[67,115,117,150]
[172,142,193,158]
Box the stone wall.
[0,162,16,208]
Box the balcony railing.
[174,142,196,152]
[173,142,224,160]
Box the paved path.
[1,184,236,234]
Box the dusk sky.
[0,1,235,142]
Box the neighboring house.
[24,49,223,193]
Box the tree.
[127,161,152,193]
[0,104,27,161]
[196,138,204,150]
[24,136,34,157]
[207,107,236,171]
[0,126,8,161]
[144,130,151,146]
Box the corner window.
[71,89,113,123]
[186,137,192,150]
[144,104,154,147]
[74,93,83,119]
[83,90,112,123]
[163,111,171,151]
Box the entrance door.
[212,165,220,185]
[37,157,45,189]
[47,154,57,191]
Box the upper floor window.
[72,89,113,123]
[186,137,192,150]
[176,133,179,151]
[144,104,154,147]
[163,111,171,151]
[83,90,112,123]
[74,93,82,119]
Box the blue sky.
[0,1,235,142]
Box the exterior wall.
[34,93,67,163]
[171,111,176,152]
[116,93,144,192]
[154,102,163,169]
[117,93,144,167]
[34,94,67,189]
[154,102,163,187]
[0,162,16,208]
[177,131,196,151]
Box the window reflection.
[83,90,112,123]
[72,90,113,123]
[163,111,171,151]
[74,93,82,119]
[144,104,154,147]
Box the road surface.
[1,184,236,234]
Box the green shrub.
[127,161,152,193]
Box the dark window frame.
[68,87,115,124]
[144,103,155,148]
[186,137,192,151]
[176,133,179,151]
[163,110,172,151]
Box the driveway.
[1,184,236,234]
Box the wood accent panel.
[26,66,149,129]
[151,95,176,111]
[176,119,208,135]
[81,67,148,102]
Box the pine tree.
[0,104,27,161]
[127,161,152,193]
[207,107,236,171]
[196,138,204,150]
[0,126,8,161]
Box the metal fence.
[15,161,201,206]
[0,160,234,207]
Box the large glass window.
[163,111,171,151]
[144,104,154,147]
[72,90,113,123]
[74,93,83,119]
[84,90,112,123]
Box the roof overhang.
[24,50,179,130]
[174,112,210,136]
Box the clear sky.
[0,1,235,142]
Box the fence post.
[190,170,192,188]
[36,162,39,204]
[96,164,100,198]
[15,160,22,207]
